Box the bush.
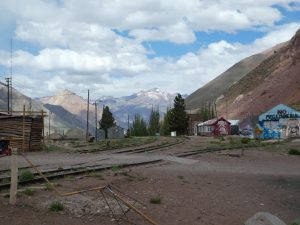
[241,137,250,144]
[23,188,35,196]
[49,200,64,212]
[19,170,34,182]
[288,149,300,155]
[150,197,161,204]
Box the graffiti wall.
[257,104,300,139]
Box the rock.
[245,212,287,225]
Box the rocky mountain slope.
[0,83,88,135]
[186,42,286,110]
[39,88,178,129]
[186,28,300,125]
[217,28,300,122]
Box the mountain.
[98,88,178,128]
[38,89,100,131]
[186,42,286,110]
[0,83,88,135]
[186,28,300,126]
[40,88,178,129]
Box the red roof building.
[197,117,231,136]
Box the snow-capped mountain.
[38,88,183,130]
[97,88,181,128]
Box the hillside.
[186,28,300,126]
[0,83,88,134]
[186,42,286,110]
[216,28,300,122]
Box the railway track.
[0,159,162,190]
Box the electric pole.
[94,101,97,141]
[48,110,51,139]
[5,78,11,114]
[86,89,90,142]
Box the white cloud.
[0,0,299,98]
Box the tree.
[169,94,189,135]
[130,113,148,136]
[160,107,172,135]
[148,106,160,136]
[99,106,115,139]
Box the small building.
[228,120,240,135]
[97,125,125,139]
[257,104,300,139]
[197,117,231,136]
[0,115,43,152]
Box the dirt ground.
[0,137,299,225]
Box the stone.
[245,212,287,225]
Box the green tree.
[160,107,172,135]
[169,94,189,135]
[148,107,160,136]
[130,113,148,136]
[99,106,115,139]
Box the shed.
[97,125,125,139]
[197,117,231,136]
[0,115,43,152]
[258,104,300,139]
[228,120,240,135]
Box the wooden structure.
[0,114,44,152]
[197,117,231,136]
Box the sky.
[0,0,299,99]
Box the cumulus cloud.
[0,0,299,98]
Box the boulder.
[245,212,287,225]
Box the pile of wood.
[0,116,43,152]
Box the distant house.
[97,125,125,139]
[197,117,231,136]
[257,104,300,139]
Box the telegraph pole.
[5,78,11,114]
[94,102,97,141]
[86,90,90,141]
[10,39,13,113]
[48,110,51,139]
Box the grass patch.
[288,149,300,155]
[65,175,76,181]
[111,165,121,172]
[43,144,65,152]
[23,188,35,196]
[45,182,55,191]
[150,197,161,204]
[49,200,64,212]
[19,170,34,182]
[87,171,104,179]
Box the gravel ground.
[0,136,299,225]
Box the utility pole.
[10,39,13,113]
[86,89,90,142]
[94,102,97,141]
[5,78,11,114]
[127,114,130,136]
[48,110,51,139]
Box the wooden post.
[9,148,18,205]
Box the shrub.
[19,170,34,182]
[241,137,250,144]
[150,197,161,204]
[288,149,300,155]
[23,188,35,196]
[49,200,64,212]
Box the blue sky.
[0,0,299,98]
